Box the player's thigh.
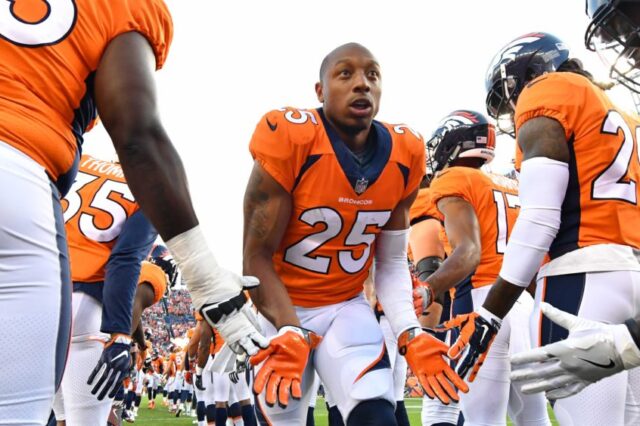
[203,370,215,406]
[625,367,640,426]
[212,372,230,403]
[254,306,330,426]
[0,143,72,425]
[537,271,634,426]
[537,271,637,346]
[314,297,394,422]
[61,293,113,425]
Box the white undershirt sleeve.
[374,229,421,338]
[499,157,569,287]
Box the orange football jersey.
[138,261,167,304]
[0,0,172,182]
[430,167,520,288]
[151,357,163,374]
[62,155,140,282]
[250,107,425,307]
[515,72,640,258]
[409,187,450,256]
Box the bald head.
[319,42,376,82]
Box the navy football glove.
[195,366,206,391]
[88,334,132,400]
[440,308,501,382]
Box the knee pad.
[346,399,395,426]
[206,404,216,423]
[228,402,241,418]
[215,406,228,425]
[196,401,206,421]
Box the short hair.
[318,42,373,82]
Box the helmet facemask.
[486,65,519,137]
[586,0,640,92]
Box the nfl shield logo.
[354,177,369,195]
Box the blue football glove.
[195,366,206,391]
[88,334,132,400]
[439,307,501,382]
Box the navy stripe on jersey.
[397,163,409,190]
[54,146,80,197]
[50,181,72,389]
[540,273,586,345]
[71,72,97,147]
[549,134,580,259]
[317,108,391,195]
[293,154,322,191]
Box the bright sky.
[83,0,636,271]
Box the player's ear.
[315,81,324,103]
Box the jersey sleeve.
[429,168,475,218]
[109,0,174,69]
[249,109,312,193]
[402,133,426,200]
[409,189,440,225]
[515,73,586,141]
[138,261,167,304]
[102,211,158,334]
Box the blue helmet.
[585,0,640,92]
[426,110,496,176]
[148,244,180,291]
[485,32,571,131]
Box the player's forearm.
[427,243,479,298]
[482,276,525,319]
[246,253,300,329]
[115,127,197,241]
[130,284,155,335]
[131,321,146,350]
[197,324,212,368]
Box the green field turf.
[133,396,558,425]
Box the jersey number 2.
[0,0,76,47]
[592,110,640,204]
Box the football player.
[243,42,468,425]
[447,32,640,426]
[408,167,459,426]
[506,2,640,416]
[58,154,157,424]
[420,111,550,425]
[0,1,265,423]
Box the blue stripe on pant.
[50,182,72,390]
[539,273,586,346]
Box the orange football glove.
[438,308,501,382]
[250,326,322,407]
[399,328,468,404]
[412,281,433,317]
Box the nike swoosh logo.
[266,117,277,131]
[578,357,616,369]
[112,351,129,362]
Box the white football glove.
[166,226,269,356]
[511,302,640,399]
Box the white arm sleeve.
[499,157,569,287]
[374,229,420,338]
[166,225,238,309]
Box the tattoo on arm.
[518,116,570,163]
[243,171,270,242]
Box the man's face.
[316,46,381,133]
